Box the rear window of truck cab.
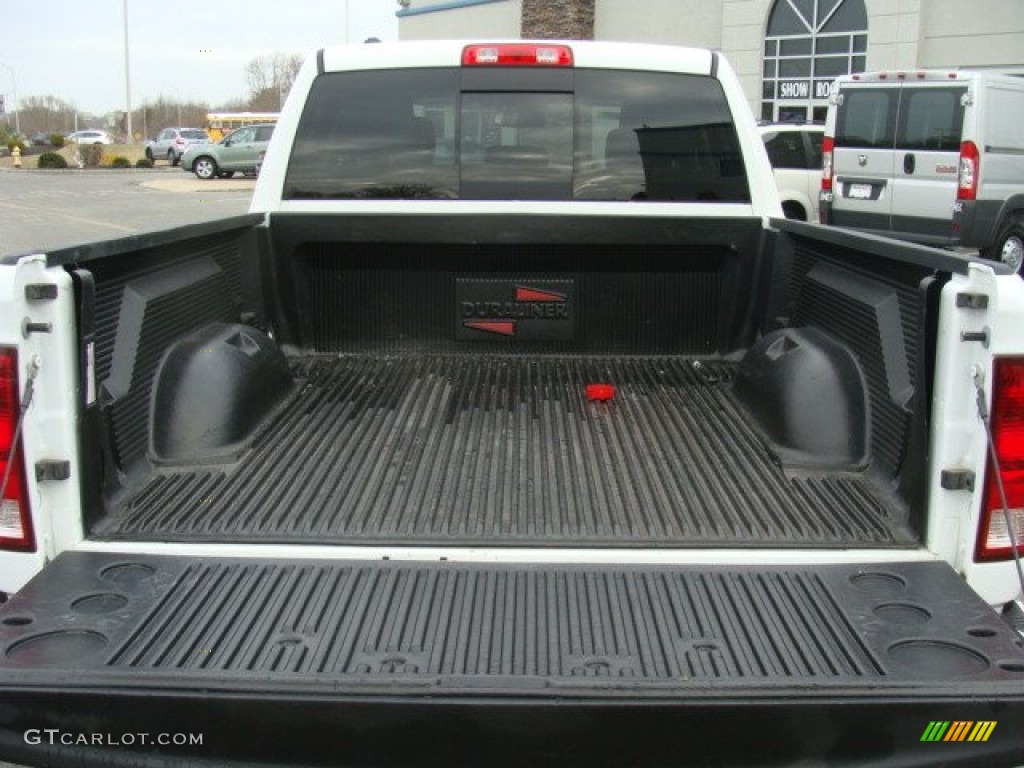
[283,67,750,202]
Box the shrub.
[37,152,68,169]
[135,157,154,169]
[110,156,132,168]
[49,134,65,148]
[80,143,103,168]
[6,139,26,154]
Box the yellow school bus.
[205,112,280,141]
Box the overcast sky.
[1,1,399,116]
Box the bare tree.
[215,98,253,113]
[133,95,211,140]
[18,95,79,135]
[245,53,303,111]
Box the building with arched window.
[397,0,1024,121]
[763,0,868,122]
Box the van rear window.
[284,68,750,203]
[836,89,896,149]
[837,85,966,152]
[896,87,965,152]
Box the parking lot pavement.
[142,176,256,193]
[0,169,254,259]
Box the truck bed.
[98,354,913,548]
[64,214,939,552]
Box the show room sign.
[778,80,834,99]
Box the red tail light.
[821,136,835,194]
[0,348,34,552]
[958,140,980,201]
[462,44,573,67]
[976,358,1024,562]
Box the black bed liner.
[0,553,1022,766]
[99,355,913,548]
[4,553,1023,692]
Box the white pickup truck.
[0,41,1022,767]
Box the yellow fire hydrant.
[12,146,21,168]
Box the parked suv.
[66,129,114,145]
[145,127,211,166]
[758,121,824,221]
[821,70,1024,272]
[181,123,274,179]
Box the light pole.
[0,62,19,136]
[167,86,182,126]
[122,0,133,142]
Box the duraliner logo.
[456,280,575,341]
[462,286,568,337]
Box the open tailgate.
[0,552,1022,767]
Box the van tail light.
[957,140,980,201]
[0,348,34,552]
[976,358,1024,562]
[821,136,835,195]
[819,136,835,223]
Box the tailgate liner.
[101,356,913,548]
[1,554,1023,766]
[1,553,1022,691]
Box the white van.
[820,70,1024,271]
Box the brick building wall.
[521,0,595,39]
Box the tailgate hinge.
[35,460,71,483]
[940,468,976,492]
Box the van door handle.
[904,153,916,174]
